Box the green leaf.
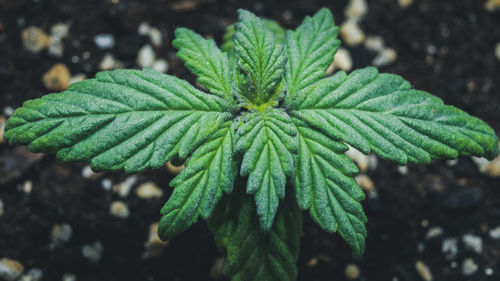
[223,189,302,281]
[159,121,237,240]
[233,9,287,104]
[293,117,367,258]
[173,27,235,103]
[284,8,341,106]
[291,67,499,164]
[235,109,297,231]
[222,19,286,53]
[4,68,234,173]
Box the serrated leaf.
[223,189,302,281]
[293,117,366,258]
[222,19,286,53]
[173,28,235,103]
[4,68,234,173]
[291,67,499,164]
[235,109,297,231]
[233,9,287,104]
[158,121,237,240]
[284,8,341,106]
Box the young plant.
[4,8,498,281]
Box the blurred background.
[0,0,499,280]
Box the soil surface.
[1,0,500,281]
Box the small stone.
[82,241,103,262]
[61,274,76,281]
[81,165,102,180]
[22,26,50,53]
[138,22,152,36]
[442,238,458,260]
[210,257,225,280]
[137,44,156,68]
[446,159,458,166]
[461,258,478,276]
[99,53,123,70]
[69,74,86,85]
[364,35,385,52]
[415,261,433,281]
[329,48,353,73]
[340,20,365,47]
[345,0,368,21]
[398,0,414,8]
[485,0,500,11]
[306,257,319,268]
[48,37,64,57]
[149,28,162,47]
[101,178,112,191]
[0,115,6,143]
[112,176,137,197]
[110,201,130,219]
[373,48,397,67]
[282,10,293,21]
[495,42,500,60]
[50,223,73,247]
[345,264,361,280]
[94,34,115,49]
[18,268,43,281]
[489,226,500,239]
[355,174,375,194]
[3,106,13,117]
[345,146,370,172]
[51,23,70,39]
[0,258,24,281]
[136,182,163,199]
[425,226,443,239]
[166,160,184,175]
[472,144,500,177]
[42,63,71,91]
[152,59,169,73]
[21,180,33,194]
[143,222,169,258]
[397,165,408,175]
[485,268,494,276]
[0,198,4,216]
[462,234,482,254]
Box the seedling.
[4,8,498,281]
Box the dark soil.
[1,0,500,280]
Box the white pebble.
[496,42,500,60]
[425,226,443,239]
[81,165,96,179]
[101,178,112,191]
[3,106,13,117]
[137,44,156,68]
[332,48,353,72]
[110,201,130,219]
[51,23,70,39]
[472,143,500,177]
[99,53,123,70]
[136,182,163,199]
[18,268,43,281]
[82,241,103,262]
[21,26,50,53]
[462,234,482,254]
[489,226,500,239]
[442,238,458,260]
[373,47,397,67]
[340,20,366,46]
[446,159,458,166]
[138,22,152,36]
[397,165,408,175]
[345,0,368,21]
[0,258,24,281]
[69,74,86,85]
[461,258,478,276]
[152,59,169,73]
[48,37,64,57]
[149,28,162,47]
[398,0,414,8]
[485,268,494,275]
[94,34,115,49]
[112,176,137,197]
[345,146,370,172]
[364,35,385,52]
